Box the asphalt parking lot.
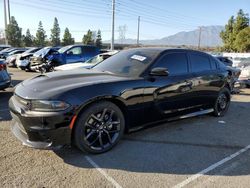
[1,68,250,188]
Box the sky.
[0,0,249,42]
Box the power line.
[10,0,111,19]
[125,0,213,23]
[117,2,197,27]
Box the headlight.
[30,100,70,112]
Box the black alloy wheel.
[213,87,230,117]
[74,101,125,154]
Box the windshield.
[9,50,21,55]
[58,46,72,54]
[85,55,104,64]
[93,49,161,77]
[23,48,38,54]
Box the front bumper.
[9,95,73,148]
[17,59,29,68]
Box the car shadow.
[54,100,250,176]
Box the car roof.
[125,47,210,55]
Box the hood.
[21,52,34,57]
[15,69,129,99]
[54,62,93,71]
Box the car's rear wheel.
[213,88,230,117]
[74,101,125,154]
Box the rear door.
[188,52,223,105]
[82,46,99,62]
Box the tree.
[23,29,34,47]
[50,17,61,46]
[235,27,250,52]
[220,16,235,52]
[95,29,102,48]
[220,9,249,52]
[82,30,94,45]
[5,16,22,47]
[62,27,74,45]
[35,21,47,47]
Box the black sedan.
[9,48,231,154]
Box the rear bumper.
[9,96,73,148]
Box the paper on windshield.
[130,55,147,62]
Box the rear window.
[190,53,211,72]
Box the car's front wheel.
[213,88,230,117]
[74,101,125,154]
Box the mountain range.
[105,25,224,47]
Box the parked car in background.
[2,48,27,60]
[215,56,241,93]
[16,47,42,70]
[239,65,250,88]
[56,45,100,64]
[214,56,233,66]
[232,57,245,67]
[237,57,250,68]
[54,50,119,71]
[0,44,11,52]
[6,49,28,67]
[31,45,100,72]
[29,47,60,71]
[0,59,11,90]
[0,48,19,59]
[9,48,232,154]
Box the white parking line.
[0,108,9,112]
[173,144,250,188]
[85,156,123,188]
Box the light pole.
[111,0,115,50]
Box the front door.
[65,46,83,64]
[144,51,197,120]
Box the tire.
[74,101,125,154]
[213,87,231,117]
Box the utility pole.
[3,0,8,45]
[198,26,202,50]
[137,16,140,47]
[111,0,115,50]
[7,0,10,23]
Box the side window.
[190,53,211,72]
[83,47,97,55]
[210,57,217,70]
[67,47,82,55]
[154,52,188,75]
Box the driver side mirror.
[66,51,73,56]
[150,67,169,76]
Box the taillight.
[0,64,6,71]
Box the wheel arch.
[71,96,129,142]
